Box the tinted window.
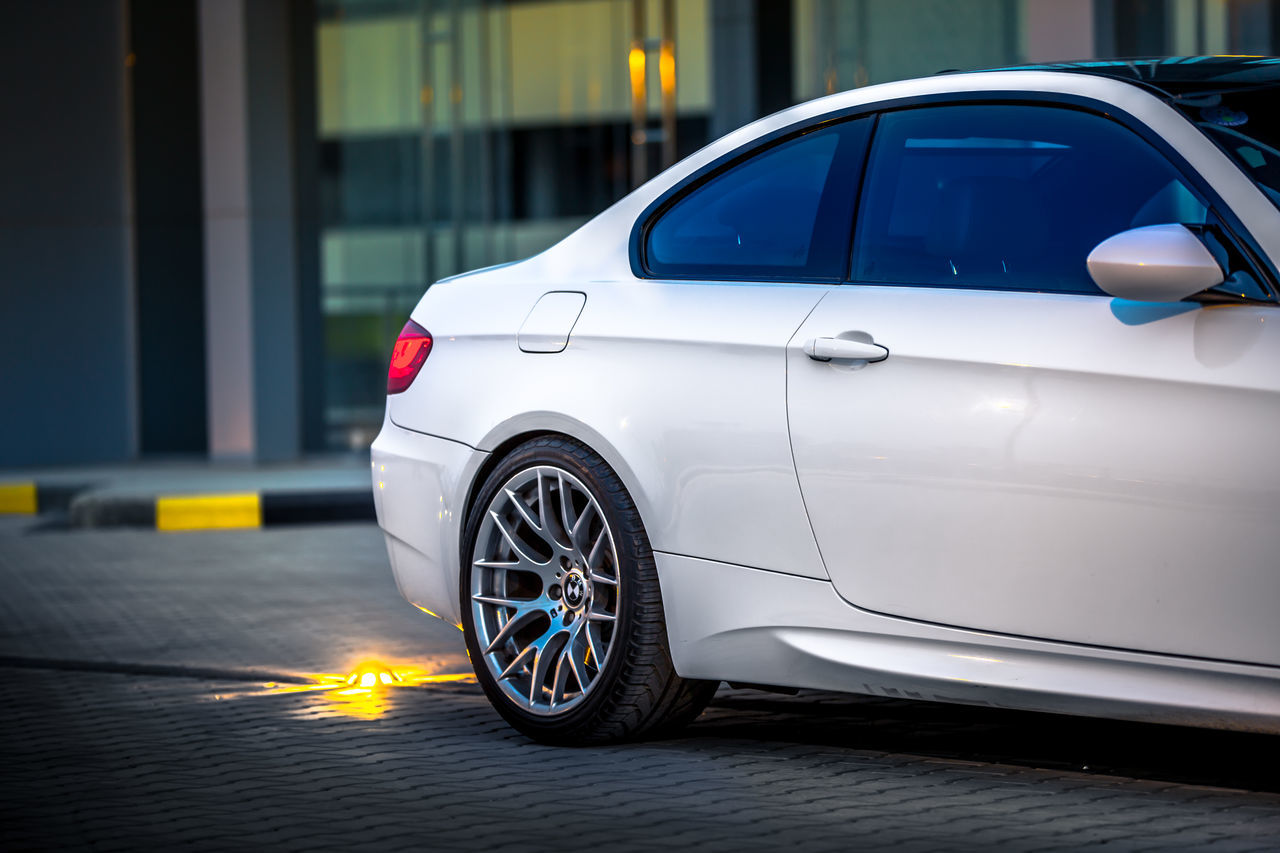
[645,120,868,280]
[852,105,1208,294]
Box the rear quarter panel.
[388,271,831,581]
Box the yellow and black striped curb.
[0,481,86,515]
[0,482,374,531]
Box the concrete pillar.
[1024,0,1095,62]
[198,0,300,462]
[710,0,793,139]
[710,0,760,139]
[0,1,137,466]
[132,0,208,455]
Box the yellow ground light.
[213,660,477,720]
[156,493,261,531]
[0,482,37,514]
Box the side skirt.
[654,552,1280,734]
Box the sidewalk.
[0,456,375,530]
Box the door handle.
[803,336,889,363]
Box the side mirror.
[1086,224,1224,302]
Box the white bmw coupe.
[372,58,1280,744]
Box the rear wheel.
[460,436,716,744]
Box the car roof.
[974,56,1280,97]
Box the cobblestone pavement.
[1,518,1278,852]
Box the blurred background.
[3,0,1278,467]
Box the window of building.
[645,120,869,280]
[851,104,1208,294]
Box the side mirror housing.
[1086,224,1224,302]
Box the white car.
[372,57,1280,744]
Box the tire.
[459,435,717,745]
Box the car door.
[787,102,1280,666]
[592,115,871,578]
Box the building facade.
[3,0,1278,466]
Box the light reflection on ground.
[216,659,476,720]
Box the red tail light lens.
[387,319,433,394]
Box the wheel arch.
[459,428,558,540]
[462,414,662,565]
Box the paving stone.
[0,520,1278,850]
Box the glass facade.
[315,0,711,447]
[793,0,1023,99]
[309,0,1280,450]
[11,0,1280,466]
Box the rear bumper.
[371,416,486,626]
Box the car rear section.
[370,253,834,627]
[371,324,469,626]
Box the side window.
[852,105,1209,294]
[645,119,869,280]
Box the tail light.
[387,319,433,394]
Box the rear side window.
[644,119,869,280]
[851,104,1209,294]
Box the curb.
[0,481,92,515]
[1,481,374,530]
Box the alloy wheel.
[469,465,620,716]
